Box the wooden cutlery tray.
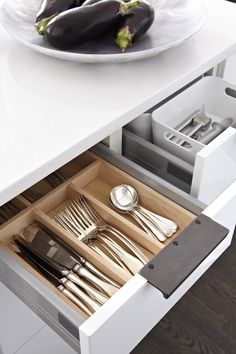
[0,151,196,320]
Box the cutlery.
[22,223,119,297]
[22,170,68,203]
[38,223,120,288]
[46,170,68,188]
[168,109,203,141]
[74,196,149,264]
[0,201,21,222]
[12,239,95,316]
[124,185,177,235]
[177,114,211,146]
[22,189,42,203]
[110,185,166,242]
[55,199,144,274]
[110,185,178,241]
[197,118,234,144]
[14,237,109,305]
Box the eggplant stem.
[119,0,140,16]
[35,15,55,35]
[115,26,133,51]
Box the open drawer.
[123,77,236,205]
[0,150,235,354]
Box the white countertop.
[0,0,236,205]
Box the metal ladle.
[110,185,177,242]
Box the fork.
[55,208,143,275]
[54,198,146,274]
[75,196,149,264]
[56,197,147,265]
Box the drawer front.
[191,127,236,204]
[0,246,83,352]
[80,181,236,354]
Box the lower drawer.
[0,150,235,354]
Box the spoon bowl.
[110,185,138,212]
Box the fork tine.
[74,198,93,221]
[59,210,84,234]
[67,205,87,229]
[62,209,80,229]
[69,201,92,228]
[71,200,92,226]
[65,205,88,229]
[80,196,100,222]
[80,196,100,221]
[77,197,95,222]
[55,214,83,238]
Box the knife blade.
[12,240,93,316]
[20,222,119,296]
[12,238,100,313]
[37,222,120,288]
[14,237,108,305]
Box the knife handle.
[65,272,108,305]
[73,265,119,297]
[58,285,92,316]
[61,278,100,313]
[82,260,120,288]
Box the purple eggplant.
[82,0,100,5]
[35,0,83,35]
[115,0,155,51]
[45,0,140,50]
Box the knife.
[14,237,109,305]
[38,222,120,288]
[12,238,100,314]
[20,222,119,296]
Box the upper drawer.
[123,77,236,205]
[0,151,235,354]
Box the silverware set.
[10,185,178,315]
[169,109,234,147]
[110,184,178,242]
[0,201,22,225]
[12,223,120,316]
[196,117,234,144]
[55,196,149,275]
[22,170,69,203]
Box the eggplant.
[82,0,102,5]
[115,0,154,51]
[35,0,83,35]
[82,0,129,6]
[45,0,140,50]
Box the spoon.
[110,185,168,242]
[124,185,178,236]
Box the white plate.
[0,0,207,63]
